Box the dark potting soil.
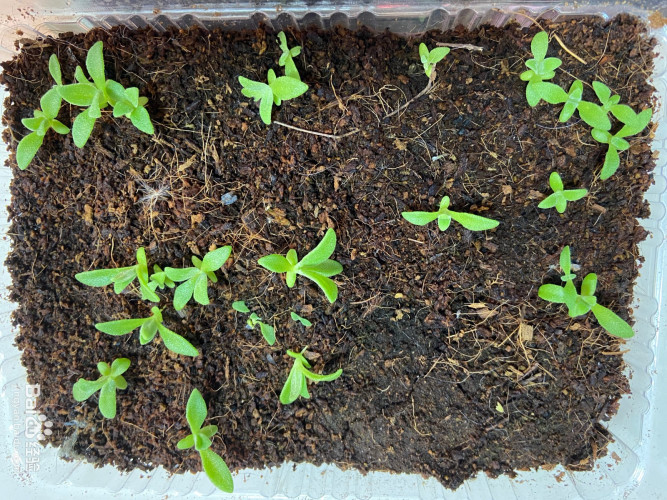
[0,14,657,490]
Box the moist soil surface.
[1,15,657,490]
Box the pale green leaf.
[269,76,308,101]
[258,254,293,273]
[16,132,44,170]
[290,311,312,327]
[50,119,70,135]
[300,228,337,266]
[600,146,620,180]
[130,106,154,135]
[259,322,276,345]
[49,54,62,86]
[591,304,634,339]
[110,358,131,377]
[72,110,97,148]
[538,284,567,303]
[158,324,199,357]
[302,259,342,277]
[562,189,587,201]
[232,301,250,313]
[177,434,195,450]
[435,215,450,231]
[299,269,338,303]
[616,108,652,138]
[301,366,343,383]
[173,278,197,311]
[193,273,210,305]
[402,211,439,226]
[186,388,207,433]
[40,88,62,119]
[75,267,127,287]
[549,172,564,192]
[95,317,147,336]
[578,101,611,131]
[72,378,105,401]
[538,193,560,210]
[86,41,106,90]
[449,211,499,231]
[164,266,199,282]
[530,31,549,61]
[581,273,598,297]
[201,246,232,272]
[98,382,117,419]
[200,448,234,493]
[58,83,98,106]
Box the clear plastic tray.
[0,2,665,498]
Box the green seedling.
[238,70,308,125]
[280,347,342,405]
[538,172,588,213]
[257,228,343,303]
[538,246,634,338]
[402,196,499,232]
[231,301,275,345]
[247,313,276,345]
[57,41,153,148]
[176,389,234,493]
[148,264,175,291]
[592,106,652,180]
[72,358,130,419]
[277,31,302,80]
[95,306,199,357]
[164,246,232,310]
[520,31,562,107]
[290,311,312,327]
[75,247,159,302]
[419,43,450,79]
[16,55,70,170]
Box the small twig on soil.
[508,10,587,64]
[383,80,434,120]
[436,42,485,52]
[411,395,431,436]
[273,120,359,140]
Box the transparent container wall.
[0,1,666,498]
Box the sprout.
[280,347,342,405]
[538,172,587,213]
[164,246,232,310]
[402,196,499,232]
[258,228,343,303]
[72,358,130,419]
[176,389,234,493]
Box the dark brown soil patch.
[0,14,656,490]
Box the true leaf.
[591,305,634,339]
[200,448,234,493]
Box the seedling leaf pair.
[258,228,343,303]
[520,32,563,107]
[16,55,69,169]
[165,246,232,310]
[176,389,234,493]
[95,306,199,357]
[232,301,276,345]
[538,172,587,213]
[402,196,499,232]
[280,348,342,405]
[72,358,130,419]
[418,43,450,79]
[56,41,153,148]
[238,71,308,125]
[277,31,302,80]
[538,246,634,338]
[75,247,159,302]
